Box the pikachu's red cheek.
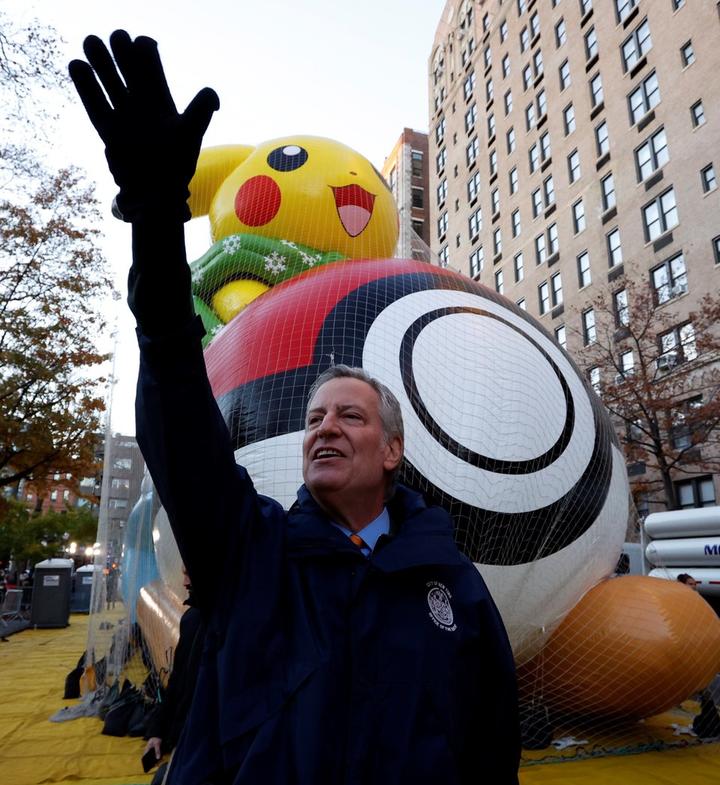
[234,175,281,226]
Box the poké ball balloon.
[520,575,720,718]
[202,257,630,662]
[187,136,399,260]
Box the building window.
[412,188,424,209]
[607,227,623,267]
[526,102,536,131]
[469,208,482,242]
[504,89,513,115]
[530,11,540,38]
[582,308,597,345]
[580,0,593,15]
[614,288,629,326]
[412,219,424,236]
[595,120,610,157]
[523,64,533,91]
[619,349,635,377]
[555,324,567,348]
[559,59,571,90]
[512,209,521,237]
[535,233,547,265]
[435,117,446,146]
[538,281,550,314]
[635,127,669,182]
[675,476,716,509]
[438,245,449,267]
[514,252,525,282]
[50,489,58,501]
[466,137,479,167]
[622,19,652,72]
[493,227,502,256]
[601,173,616,211]
[568,149,580,183]
[529,143,539,173]
[502,53,511,78]
[489,149,498,176]
[488,112,496,138]
[411,151,423,177]
[491,187,500,216]
[616,0,638,23]
[464,103,477,133]
[463,71,476,102]
[495,269,504,294]
[486,77,494,103]
[467,171,481,203]
[533,50,544,78]
[628,72,660,125]
[484,45,492,70]
[577,251,591,288]
[572,199,586,233]
[436,148,447,174]
[470,246,484,277]
[713,235,720,264]
[532,188,543,218]
[517,298,527,311]
[701,164,717,194]
[563,103,575,135]
[590,73,604,108]
[507,127,516,154]
[509,166,519,194]
[437,212,448,240]
[536,88,547,118]
[543,174,555,207]
[520,26,530,53]
[551,272,564,306]
[672,0,685,9]
[555,19,567,48]
[436,180,447,207]
[660,322,697,363]
[585,26,598,61]
[518,0,528,13]
[548,223,559,255]
[681,40,695,67]
[691,100,705,128]
[500,20,509,43]
[540,131,551,162]
[651,253,687,304]
[642,187,678,242]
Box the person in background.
[677,573,699,590]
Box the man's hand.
[144,736,163,760]
[69,30,218,222]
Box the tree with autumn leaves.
[0,12,113,515]
[573,269,720,515]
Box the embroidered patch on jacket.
[426,581,457,631]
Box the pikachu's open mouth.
[330,184,375,237]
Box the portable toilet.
[30,558,73,627]
[71,564,101,613]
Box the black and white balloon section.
[153,259,629,661]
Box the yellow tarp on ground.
[0,613,151,785]
[1,612,719,784]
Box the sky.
[5,0,447,434]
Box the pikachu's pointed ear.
[188,145,255,218]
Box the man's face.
[302,377,403,514]
[686,578,699,591]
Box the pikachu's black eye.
[267,145,309,172]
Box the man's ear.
[383,436,404,473]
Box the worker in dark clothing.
[69,31,520,785]
[144,567,204,782]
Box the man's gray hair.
[306,365,404,444]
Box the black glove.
[69,30,218,222]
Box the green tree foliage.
[573,272,720,511]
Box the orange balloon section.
[519,575,720,719]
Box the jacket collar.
[287,484,465,572]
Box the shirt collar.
[331,507,390,555]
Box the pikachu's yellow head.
[188,136,399,259]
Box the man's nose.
[317,412,341,436]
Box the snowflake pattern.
[210,324,224,336]
[223,235,243,255]
[280,239,298,249]
[264,252,288,275]
[191,269,205,285]
[299,251,322,267]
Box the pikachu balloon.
[187,137,399,339]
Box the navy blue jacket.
[136,318,520,785]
